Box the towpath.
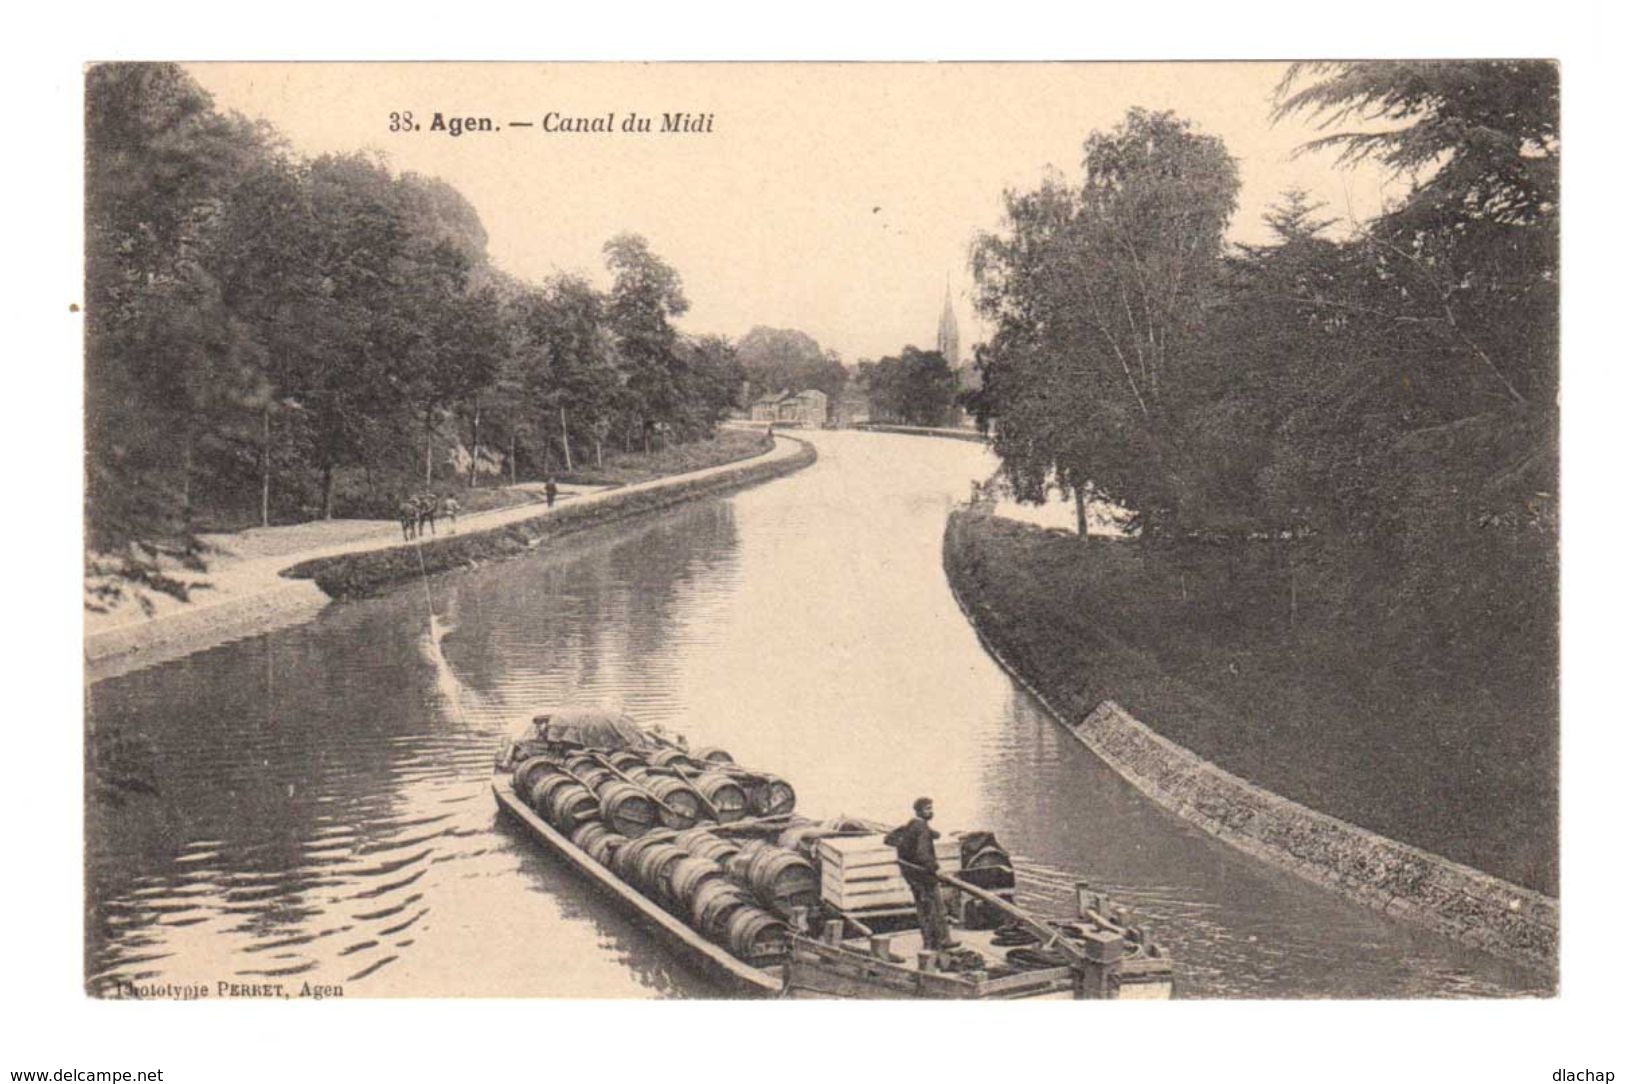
[85,435,798,676]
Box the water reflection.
[86,432,1546,998]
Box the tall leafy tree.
[861,347,959,427]
[516,274,619,471]
[603,234,689,452]
[85,63,285,600]
[971,109,1240,536]
[677,334,747,436]
[290,153,421,517]
[735,326,847,401]
[1273,61,1558,408]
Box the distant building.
[749,388,829,428]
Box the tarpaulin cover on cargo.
[516,708,658,751]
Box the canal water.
[85,431,1549,998]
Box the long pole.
[589,753,685,819]
[668,763,725,820]
[899,860,1092,969]
[260,403,271,528]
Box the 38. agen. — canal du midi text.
[386,110,716,137]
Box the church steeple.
[936,275,960,368]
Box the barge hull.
[492,775,784,998]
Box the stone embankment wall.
[286,439,817,599]
[86,579,331,682]
[942,506,1557,973]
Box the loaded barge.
[493,708,1174,999]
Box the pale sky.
[187,62,1395,363]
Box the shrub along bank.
[285,439,814,599]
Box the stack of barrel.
[508,743,804,966]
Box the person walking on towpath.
[885,797,957,951]
[544,477,559,508]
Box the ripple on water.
[86,432,1548,998]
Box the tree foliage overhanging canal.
[86,64,750,607]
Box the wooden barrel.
[671,826,721,850]
[597,781,660,838]
[725,839,772,884]
[667,855,727,908]
[563,753,599,775]
[689,838,741,864]
[572,764,614,791]
[584,830,627,867]
[648,748,700,771]
[691,772,749,822]
[631,842,689,903]
[608,750,646,770]
[571,822,612,854]
[690,880,753,940]
[745,846,820,916]
[687,836,740,865]
[526,772,576,815]
[669,828,739,865]
[544,781,598,833]
[644,777,705,829]
[723,906,790,963]
[776,824,837,858]
[512,757,558,796]
[746,776,796,817]
[611,835,663,882]
[690,746,734,765]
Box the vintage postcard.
[81,61,1558,1008]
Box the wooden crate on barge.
[816,834,960,912]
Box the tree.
[676,334,746,437]
[516,274,619,472]
[85,63,287,601]
[971,109,1240,536]
[288,153,424,517]
[1273,61,1556,229]
[735,327,847,402]
[603,234,689,451]
[861,347,959,427]
[1273,61,1558,408]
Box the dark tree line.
[967,60,1557,692]
[85,64,743,603]
[860,347,960,427]
[734,326,848,403]
[970,63,1556,542]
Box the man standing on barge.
[886,797,955,951]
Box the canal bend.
[86,431,1545,997]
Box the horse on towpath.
[398,498,421,541]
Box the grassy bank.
[945,511,1556,895]
[553,429,770,486]
[285,438,813,599]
